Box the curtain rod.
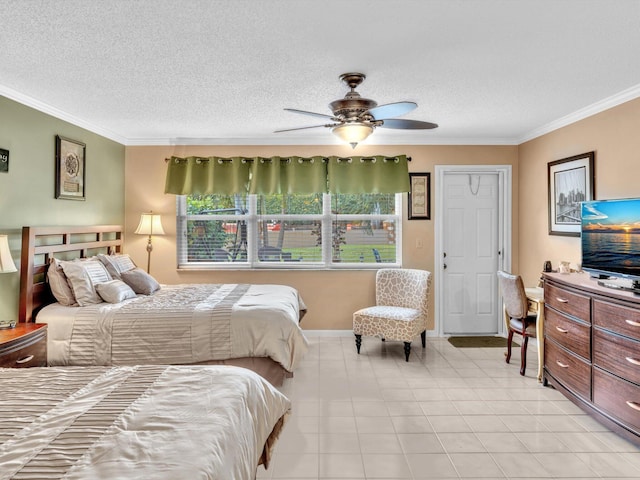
[164,156,411,163]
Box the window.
[176,193,402,268]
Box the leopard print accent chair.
[353,268,432,361]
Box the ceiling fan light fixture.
[331,123,374,149]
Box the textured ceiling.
[1,0,640,146]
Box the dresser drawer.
[594,299,640,341]
[545,282,591,321]
[593,368,640,434]
[545,338,591,400]
[545,307,590,360]
[0,327,47,368]
[594,328,640,385]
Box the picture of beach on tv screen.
[581,199,640,276]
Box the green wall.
[0,96,125,320]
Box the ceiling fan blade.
[367,102,417,120]
[284,108,336,120]
[274,124,334,133]
[379,118,438,130]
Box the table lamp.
[0,234,17,329]
[134,212,165,273]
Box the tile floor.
[258,335,640,479]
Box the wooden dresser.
[543,272,640,445]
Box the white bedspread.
[38,283,308,372]
[0,365,290,480]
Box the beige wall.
[518,97,640,287]
[125,144,518,330]
[5,90,638,332]
[0,96,125,321]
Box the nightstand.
[0,323,47,368]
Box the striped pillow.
[98,253,136,280]
[96,280,137,304]
[60,260,113,306]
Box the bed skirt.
[192,356,293,386]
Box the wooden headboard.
[19,225,123,323]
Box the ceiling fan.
[274,72,438,148]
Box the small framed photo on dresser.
[55,135,86,200]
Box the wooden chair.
[497,270,537,376]
[353,269,432,362]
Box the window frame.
[176,193,402,270]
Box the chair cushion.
[353,306,423,342]
[509,315,537,336]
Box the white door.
[439,170,503,335]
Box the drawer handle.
[555,326,569,333]
[626,401,640,412]
[625,319,640,327]
[556,297,569,303]
[16,355,34,364]
[625,357,640,366]
[556,360,569,368]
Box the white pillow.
[120,268,161,295]
[97,253,137,280]
[47,258,77,306]
[60,260,112,306]
[96,280,137,304]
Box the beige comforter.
[38,283,308,371]
[0,364,290,480]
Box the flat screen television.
[581,198,640,291]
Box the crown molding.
[5,81,640,148]
[0,84,128,145]
[518,83,640,144]
[125,135,519,147]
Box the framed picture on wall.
[0,148,8,173]
[548,151,595,236]
[408,172,430,220]
[55,135,86,200]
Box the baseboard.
[303,329,439,337]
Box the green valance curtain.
[164,154,410,195]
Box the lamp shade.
[135,213,165,236]
[331,123,374,148]
[0,235,17,273]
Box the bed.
[0,364,289,479]
[18,225,309,386]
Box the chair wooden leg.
[421,330,426,348]
[520,335,529,376]
[355,334,362,354]
[506,329,513,364]
[403,342,411,362]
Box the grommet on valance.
[168,156,188,164]
[359,157,377,163]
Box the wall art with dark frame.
[55,135,86,200]
[548,151,595,236]
[408,172,430,220]
[0,148,8,173]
